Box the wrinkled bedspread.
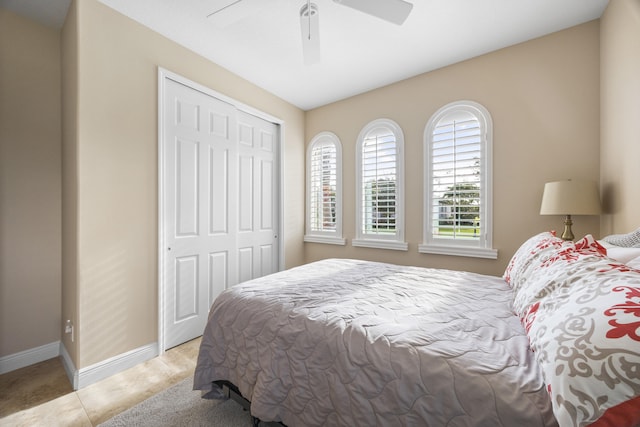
[194,259,557,427]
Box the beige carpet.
[98,377,253,427]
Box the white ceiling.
[3,0,608,110]
[0,0,71,29]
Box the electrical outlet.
[65,320,74,342]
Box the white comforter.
[194,258,557,426]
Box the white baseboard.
[59,343,78,388]
[0,341,61,375]
[3,341,158,391]
[66,342,159,390]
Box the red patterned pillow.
[512,235,640,427]
[503,231,563,288]
[507,234,607,316]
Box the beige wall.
[66,0,305,369]
[61,0,80,363]
[304,21,601,277]
[600,0,640,235]
[5,0,632,377]
[0,9,62,357]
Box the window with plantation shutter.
[304,132,345,245]
[354,119,407,251]
[420,101,497,259]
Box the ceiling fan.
[208,0,414,65]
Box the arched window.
[420,101,497,258]
[353,119,407,251]
[304,132,345,245]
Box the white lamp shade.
[540,180,601,216]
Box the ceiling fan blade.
[300,3,321,65]
[207,0,266,28]
[333,0,413,25]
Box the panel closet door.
[236,110,279,282]
[161,76,279,350]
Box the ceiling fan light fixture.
[300,2,321,65]
[300,2,319,20]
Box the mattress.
[194,258,557,426]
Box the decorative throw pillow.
[599,240,640,264]
[503,231,563,290]
[602,227,640,247]
[627,255,640,270]
[510,234,604,318]
[512,236,640,427]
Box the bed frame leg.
[215,381,283,426]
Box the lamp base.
[561,214,574,241]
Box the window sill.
[352,239,408,251]
[304,235,346,246]
[418,244,498,259]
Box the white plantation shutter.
[431,115,482,239]
[421,102,497,259]
[362,131,397,234]
[310,141,337,231]
[354,119,407,250]
[305,132,344,245]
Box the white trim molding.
[1,340,159,391]
[60,343,78,388]
[303,235,347,245]
[61,342,158,390]
[352,239,408,251]
[418,243,497,259]
[0,341,60,375]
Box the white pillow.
[626,255,640,269]
[598,241,640,264]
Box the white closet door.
[236,111,279,282]
[161,75,279,350]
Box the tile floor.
[0,337,202,427]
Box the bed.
[193,232,640,427]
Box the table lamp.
[540,179,601,241]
